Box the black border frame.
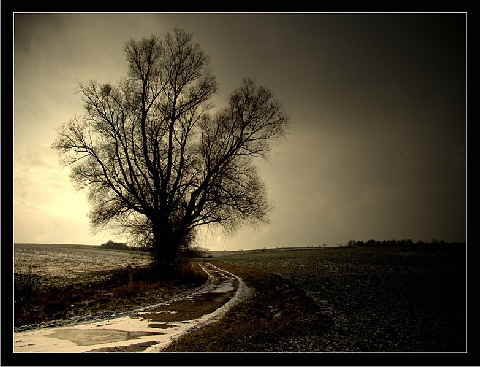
[2,5,474,366]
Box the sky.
[13,13,466,250]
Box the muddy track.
[162,260,334,352]
[14,262,253,353]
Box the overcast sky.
[14,13,466,250]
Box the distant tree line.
[346,239,465,248]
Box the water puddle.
[46,328,164,346]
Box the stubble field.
[213,245,466,351]
[14,243,153,289]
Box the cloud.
[13,14,466,248]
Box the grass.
[14,260,208,330]
[14,243,210,329]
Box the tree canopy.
[53,29,288,269]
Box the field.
[13,243,205,330]
[213,245,466,351]
[13,243,466,352]
[14,243,153,289]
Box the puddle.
[46,328,164,346]
[138,291,234,322]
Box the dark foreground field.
[167,245,466,352]
[14,244,466,352]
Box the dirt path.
[162,261,332,352]
[14,263,253,353]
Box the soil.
[86,341,159,352]
[197,246,466,352]
[163,260,333,352]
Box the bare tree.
[52,29,288,271]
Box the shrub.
[101,240,129,250]
[178,246,210,258]
[112,280,148,298]
[14,265,41,305]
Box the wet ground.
[14,263,253,353]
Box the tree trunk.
[151,220,179,277]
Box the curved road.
[14,262,253,353]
